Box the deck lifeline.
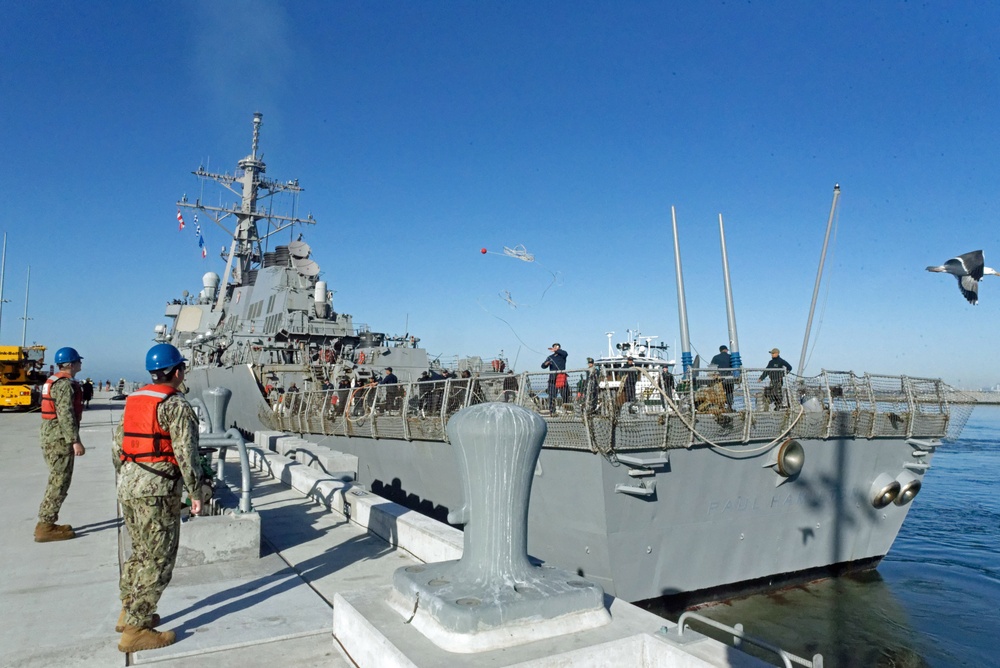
[0,391,764,667]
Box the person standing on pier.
[34,346,86,543]
[113,343,202,653]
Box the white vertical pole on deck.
[798,184,841,376]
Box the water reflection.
[643,406,1000,667]
[646,570,928,667]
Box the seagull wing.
[959,250,986,280]
[941,257,971,276]
[958,274,980,305]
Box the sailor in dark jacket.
[759,348,792,409]
[419,370,444,414]
[380,367,400,411]
[710,345,731,369]
[621,356,638,403]
[710,345,735,409]
[541,343,568,412]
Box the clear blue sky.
[2,1,998,388]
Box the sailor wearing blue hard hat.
[145,342,187,374]
[35,346,86,543]
[113,342,201,652]
[53,346,83,365]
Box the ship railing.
[266,369,970,453]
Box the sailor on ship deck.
[760,348,792,409]
[710,345,735,410]
[584,357,599,412]
[380,367,401,411]
[541,343,568,412]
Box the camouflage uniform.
[112,393,201,628]
[37,378,81,524]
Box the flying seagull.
[926,250,1000,305]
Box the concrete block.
[333,586,748,668]
[249,448,351,514]
[274,436,308,457]
[254,430,285,451]
[333,591,416,668]
[254,431,358,480]
[119,511,261,567]
[249,445,461,564]
[176,512,261,567]
[287,443,358,480]
[347,491,463,564]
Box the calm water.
[651,407,1000,667]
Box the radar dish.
[293,258,320,277]
[288,240,311,259]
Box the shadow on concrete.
[371,477,451,524]
[162,528,393,636]
[74,516,122,536]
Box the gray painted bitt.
[392,402,608,640]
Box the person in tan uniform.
[35,346,86,542]
[112,343,202,653]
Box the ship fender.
[893,471,922,505]
[870,473,901,508]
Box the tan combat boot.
[34,522,75,542]
[118,625,176,653]
[116,608,159,633]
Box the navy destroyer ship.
[158,114,974,603]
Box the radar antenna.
[176,113,318,311]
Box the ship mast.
[798,184,841,376]
[671,206,694,374]
[718,213,742,370]
[177,113,317,312]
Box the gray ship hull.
[309,429,923,603]
[184,364,933,603]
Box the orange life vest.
[120,384,180,467]
[40,372,83,422]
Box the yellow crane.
[0,345,47,409]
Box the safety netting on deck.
[262,368,973,453]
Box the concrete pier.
[0,391,767,667]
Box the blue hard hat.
[53,347,83,365]
[145,343,187,372]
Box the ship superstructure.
[163,114,437,405]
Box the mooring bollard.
[203,386,231,434]
[192,387,254,514]
[391,402,610,653]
